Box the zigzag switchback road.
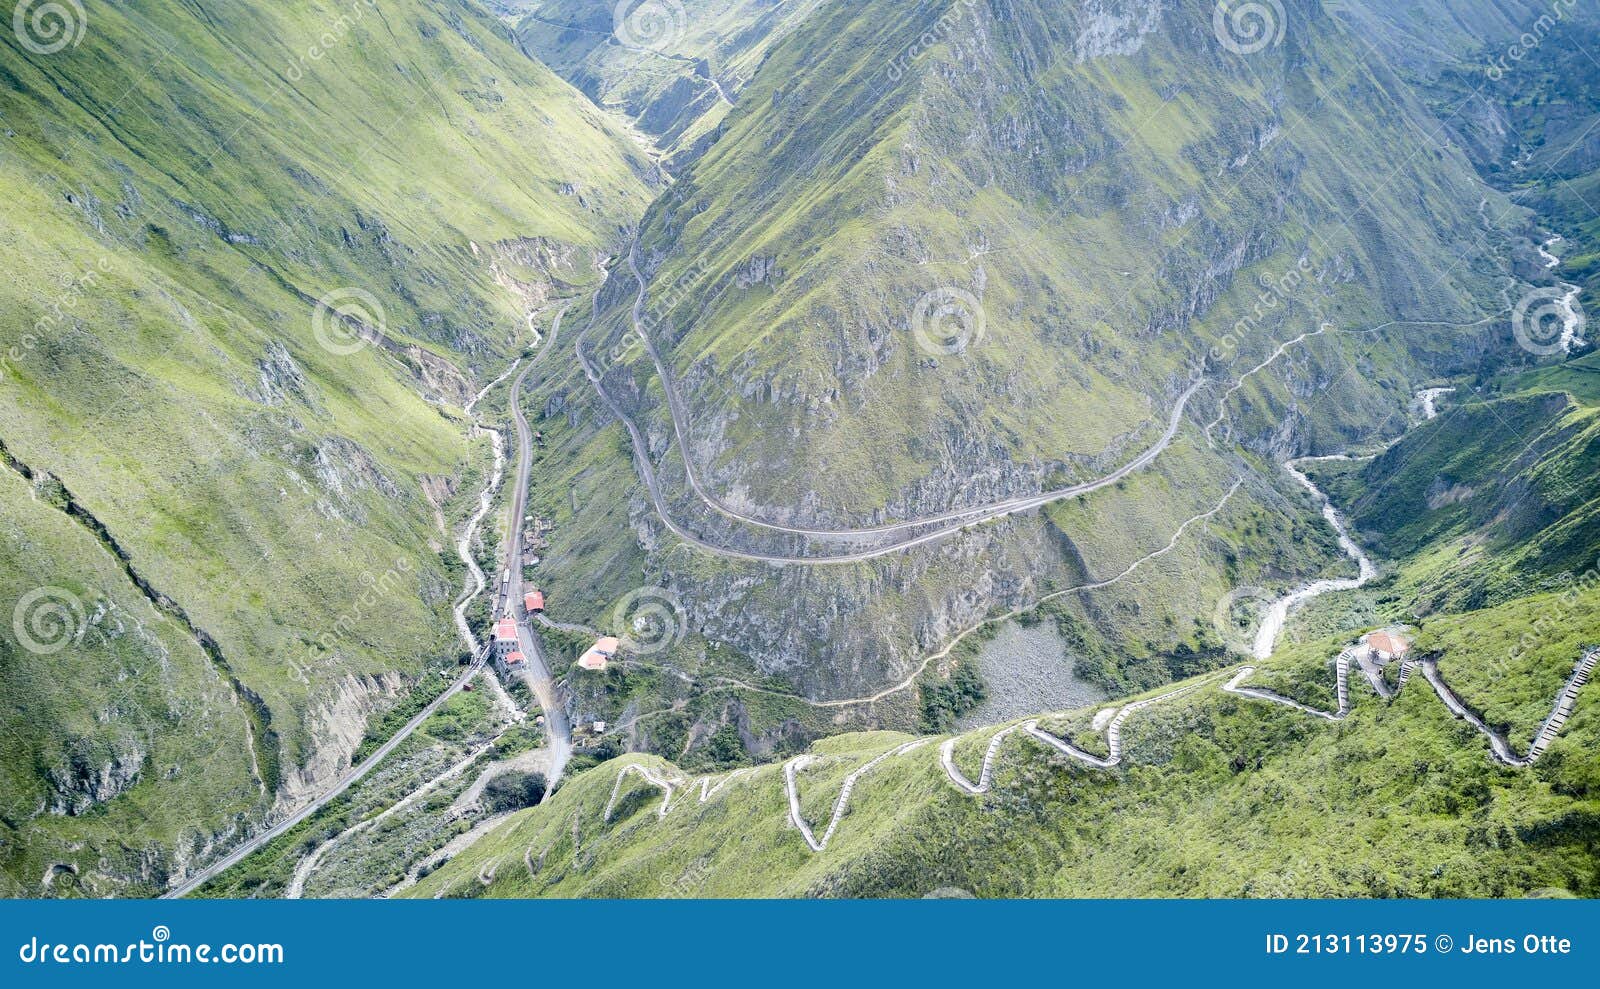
[1222,649,1599,768]
[935,649,1596,812]
[535,645,1593,863]
[784,740,932,853]
[941,679,1217,793]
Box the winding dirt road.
[602,763,680,822]
[621,245,1205,548]
[784,740,931,852]
[934,647,1596,816]
[941,678,1217,793]
[1226,649,1598,768]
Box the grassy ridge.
[408,577,1600,897]
[0,0,651,895]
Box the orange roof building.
[1367,631,1411,659]
[578,635,621,671]
[525,590,545,614]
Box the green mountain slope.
[0,0,652,896]
[610,0,1515,522]
[1338,391,1600,589]
[506,0,1533,749]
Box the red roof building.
[525,590,545,614]
[493,617,519,657]
[504,651,526,668]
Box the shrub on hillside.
[481,771,547,813]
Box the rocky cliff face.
[605,0,1517,527]
[276,673,407,813]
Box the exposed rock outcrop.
[275,672,406,813]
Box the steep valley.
[510,0,1549,757]
[1,0,1597,901]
